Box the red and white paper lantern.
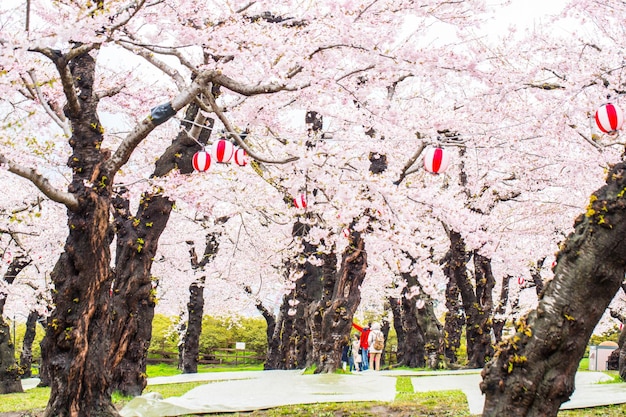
[232,148,249,166]
[517,276,525,286]
[212,139,235,163]
[595,103,624,134]
[192,150,211,172]
[423,147,451,174]
[294,194,307,209]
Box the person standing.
[352,321,371,370]
[368,322,385,371]
[350,333,361,372]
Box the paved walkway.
[21,369,626,416]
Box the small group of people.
[342,321,385,372]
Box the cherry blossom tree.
[3,1,626,417]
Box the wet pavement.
[21,369,626,416]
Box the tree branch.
[394,139,426,185]
[0,154,79,211]
[204,89,299,164]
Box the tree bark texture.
[266,215,368,373]
[181,277,205,374]
[481,162,626,417]
[466,252,495,368]
[396,272,426,368]
[442,245,465,365]
[311,226,367,373]
[110,104,210,395]
[19,310,39,378]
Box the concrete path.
[393,369,624,415]
[22,369,626,416]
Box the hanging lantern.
[192,150,211,172]
[518,276,525,286]
[423,147,451,174]
[595,103,624,134]
[294,194,307,209]
[232,148,249,166]
[212,139,235,163]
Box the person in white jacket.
[368,322,385,371]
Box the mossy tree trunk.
[481,162,626,417]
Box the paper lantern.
[518,276,525,286]
[233,148,249,166]
[212,139,235,163]
[294,194,307,209]
[423,147,451,174]
[595,103,624,134]
[192,150,211,172]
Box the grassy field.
[1,363,625,416]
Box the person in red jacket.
[352,321,371,370]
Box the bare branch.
[26,70,71,136]
[0,154,79,210]
[116,40,188,89]
[204,89,299,164]
[394,138,426,185]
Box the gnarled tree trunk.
[481,162,626,417]
[180,278,205,374]
[19,310,39,378]
[109,105,211,396]
[310,225,368,373]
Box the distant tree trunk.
[179,223,223,373]
[19,310,39,378]
[395,272,426,368]
[0,254,30,393]
[310,223,368,373]
[180,278,205,374]
[0,318,22,394]
[463,252,495,368]
[388,296,406,364]
[481,162,626,417]
[442,235,466,365]
[493,275,512,344]
[246,286,276,370]
[618,327,626,380]
[417,291,445,370]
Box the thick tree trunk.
[39,50,151,416]
[19,310,39,378]
[481,162,626,417]
[110,105,210,395]
[312,227,367,373]
[180,278,205,374]
[108,192,172,397]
